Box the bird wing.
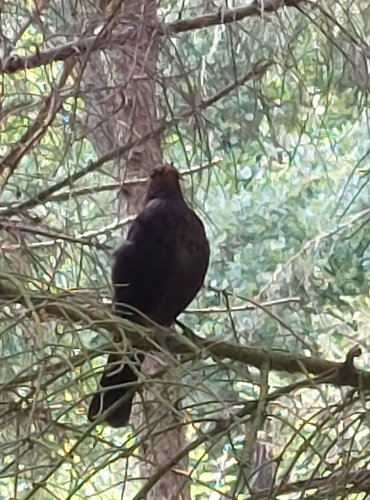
[112,199,180,325]
[112,198,209,326]
[147,208,210,325]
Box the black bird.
[88,164,210,427]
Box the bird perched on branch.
[88,164,210,428]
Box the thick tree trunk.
[80,1,191,498]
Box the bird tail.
[88,353,142,428]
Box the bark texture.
[80,1,191,497]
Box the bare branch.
[0,62,270,215]
[251,468,370,498]
[0,61,74,187]
[0,29,137,74]
[0,279,368,391]
[0,0,301,76]
[170,0,304,34]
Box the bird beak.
[163,163,183,180]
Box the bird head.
[150,164,181,182]
[145,164,185,203]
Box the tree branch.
[0,61,74,186]
[0,0,302,75]
[0,30,136,74]
[0,278,368,391]
[251,468,370,498]
[0,62,270,216]
[170,0,304,34]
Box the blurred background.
[1,0,370,498]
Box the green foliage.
[1,0,370,498]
